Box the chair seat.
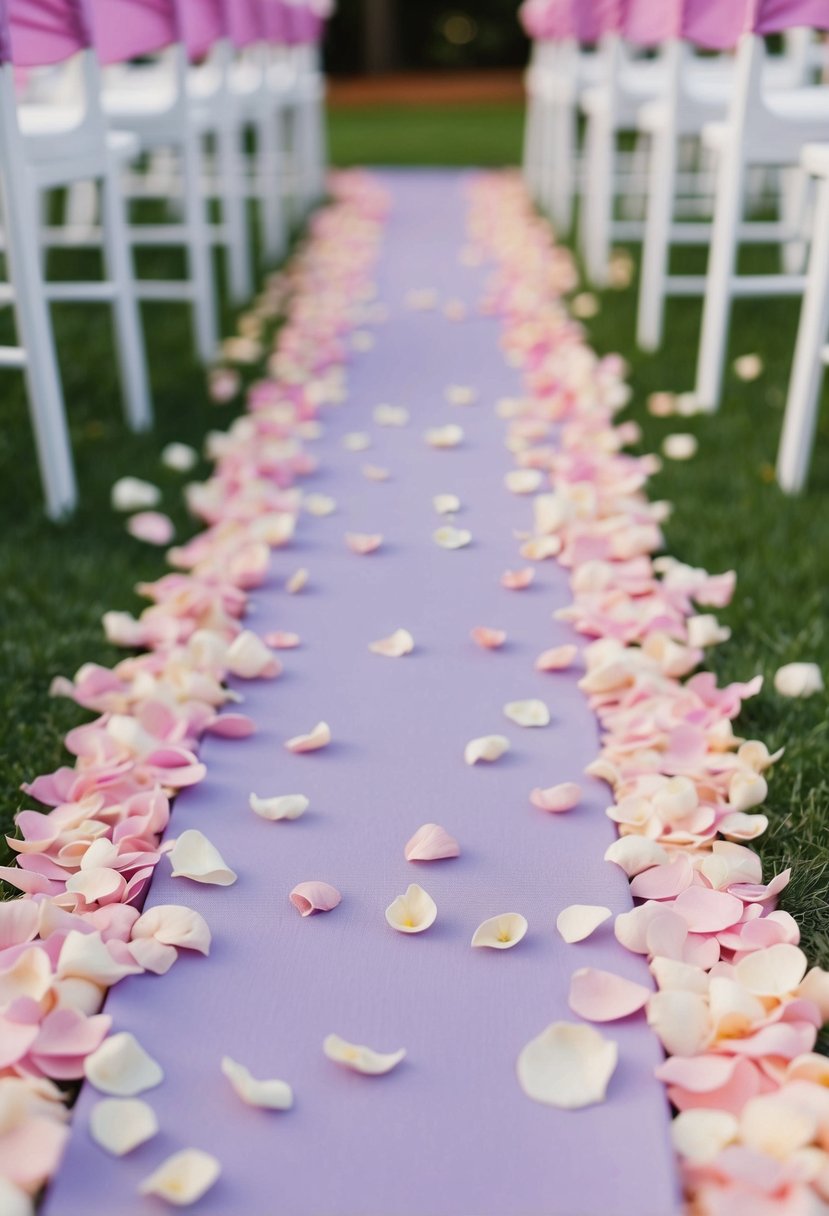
[19,103,85,138]
[769,86,829,123]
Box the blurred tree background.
[324,0,528,75]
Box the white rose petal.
[249,794,309,822]
[221,1057,293,1110]
[464,735,510,765]
[323,1034,405,1075]
[373,404,409,427]
[556,905,612,944]
[90,1098,158,1156]
[774,662,824,698]
[504,699,550,727]
[111,476,161,512]
[161,443,198,473]
[425,424,464,449]
[368,628,414,658]
[433,494,461,515]
[139,1149,220,1206]
[85,1032,163,1096]
[517,1022,618,1109]
[433,526,471,550]
[662,433,698,461]
[385,883,437,934]
[471,913,528,950]
[169,830,237,886]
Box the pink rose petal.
[568,967,652,1022]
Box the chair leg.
[694,140,746,412]
[777,174,829,494]
[0,175,76,517]
[99,165,153,432]
[258,108,286,263]
[581,108,614,287]
[549,98,575,235]
[65,179,98,233]
[217,117,253,306]
[637,124,677,352]
[180,128,219,363]
[780,164,809,276]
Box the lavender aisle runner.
[43,170,680,1216]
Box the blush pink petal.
[672,887,745,933]
[530,783,581,813]
[471,627,506,650]
[284,722,331,754]
[568,968,652,1022]
[345,532,383,555]
[126,512,175,546]
[289,882,341,917]
[404,824,460,862]
[264,631,301,649]
[501,567,534,590]
[536,644,578,672]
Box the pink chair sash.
[224,0,262,47]
[575,0,624,43]
[283,0,322,45]
[0,0,92,66]
[175,0,225,60]
[86,0,180,64]
[623,0,684,46]
[518,0,574,41]
[753,0,829,32]
[259,0,290,44]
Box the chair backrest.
[622,0,684,46]
[518,0,574,41]
[0,0,93,66]
[752,0,829,32]
[223,0,262,47]
[86,0,180,65]
[575,0,623,43]
[176,0,225,60]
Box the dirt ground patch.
[327,69,525,107]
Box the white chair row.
[0,0,329,519]
[521,0,829,493]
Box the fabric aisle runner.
[43,170,680,1216]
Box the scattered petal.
[568,967,651,1022]
[264,631,301,650]
[471,913,528,950]
[471,626,506,650]
[221,1057,293,1110]
[404,823,460,862]
[734,353,764,381]
[556,905,612,944]
[323,1034,405,1075]
[505,469,543,494]
[530,782,580,813]
[345,532,383,555]
[285,721,331,753]
[501,567,534,590]
[425,424,464,449]
[536,645,577,671]
[226,631,281,679]
[464,735,510,765]
[373,404,409,427]
[504,699,550,727]
[249,794,309,822]
[290,881,341,917]
[433,526,471,549]
[369,628,414,658]
[662,434,698,462]
[169,830,237,886]
[161,443,198,472]
[111,476,160,512]
[517,1022,618,1109]
[85,1032,163,1097]
[286,568,309,594]
[445,385,477,406]
[385,883,437,934]
[342,431,371,452]
[304,494,337,517]
[362,464,390,482]
[139,1149,220,1207]
[89,1098,158,1156]
[571,292,599,319]
[127,512,175,546]
[774,662,824,698]
[433,494,461,515]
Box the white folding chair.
[694,19,829,412]
[777,142,829,492]
[0,2,153,518]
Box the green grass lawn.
[2,106,828,976]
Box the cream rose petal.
[169,830,237,886]
[85,1032,164,1096]
[536,644,578,671]
[342,431,371,452]
[464,735,510,765]
[345,532,383,555]
[362,464,391,482]
[323,1034,405,1075]
[501,567,534,590]
[774,662,824,698]
[286,568,309,594]
[221,1057,293,1110]
[139,1149,220,1207]
[517,1022,618,1109]
[504,699,550,727]
[373,404,409,427]
[445,384,477,406]
[385,883,437,934]
[304,493,337,517]
[284,721,331,753]
[89,1098,158,1156]
[733,943,809,998]
[671,1109,739,1164]
[662,433,698,461]
[433,494,461,515]
[505,469,543,494]
[131,905,211,955]
[369,628,414,658]
[111,476,160,512]
[433,526,472,550]
[471,913,528,950]
[734,353,764,381]
[425,424,464,449]
[161,442,198,472]
[556,905,612,944]
[249,794,309,822]
[471,626,506,650]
